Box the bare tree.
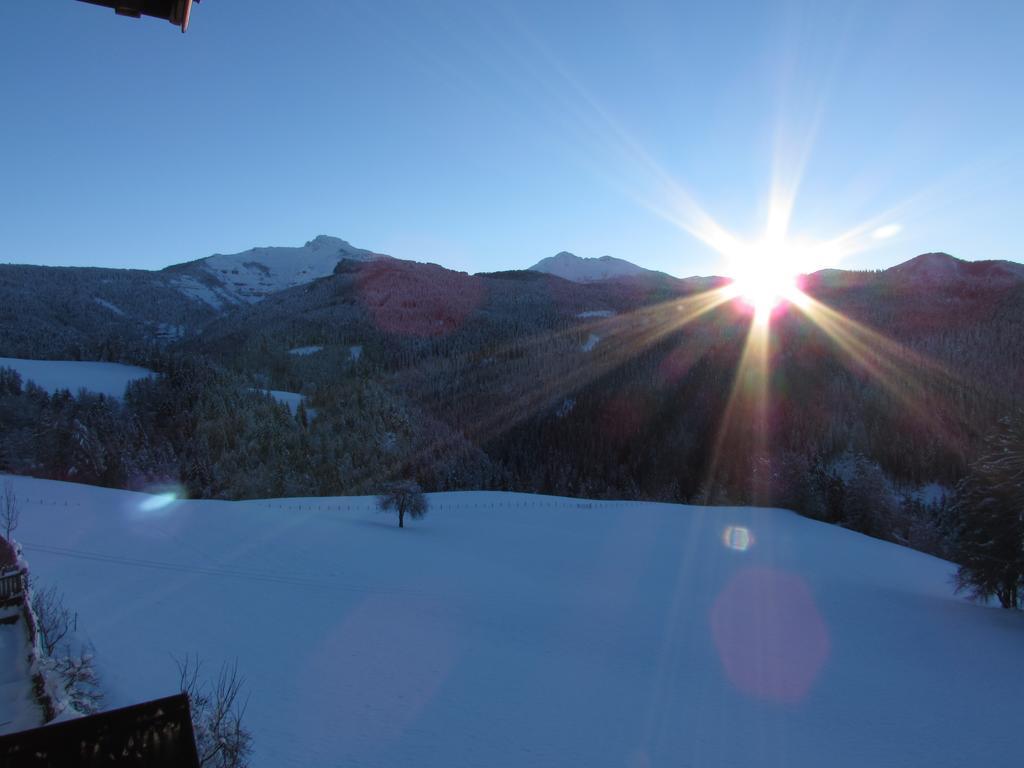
[176,654,253,768]
[2,480,18,541]
[32,582,71,656]
[377,480,428,528]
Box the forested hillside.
[0,264,219,359]
[1,249,1022,560]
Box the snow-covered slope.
[0,604,42,734]
[9,476,1022,768]
[166,236,384,306]
[528,251,657,282]
[248,389,317,419]
[0,358,153,398]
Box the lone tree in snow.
[954,412,1024,610]
[2,479,19,541]
[378,481,428,528]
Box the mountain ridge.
[528,250,662,283]
[159,235,1024,306]
[162,235,386,308]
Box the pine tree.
[954,412,1024,609]
[843,456,896,538]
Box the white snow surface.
[529,251,654,283]
[0,606,44,734]
[7,476,1023,768]
[0,358,154,398]
[93,298,125,316]
[248,388,312,416]
[249,389,317,420]
[288,346,323,357]
[170,275,226,310]
[577,310,616,318]
[198,236,380,304]
[581,334,601,352]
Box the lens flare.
[139,492,177,513]
[711,567,830,703]
[723,526,754,551]
[132,485,186,520]
[871,223,902,239]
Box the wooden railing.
[0,569,26,602]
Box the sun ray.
[786,290,976,453]
[792,292,953,391]
[437,286,735,441]
[337,286,737,490]
[699,310,773,504]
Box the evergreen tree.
[954,413,1024,609]
[843,456,896,538]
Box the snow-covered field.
[7,475,1022,768]
[0,604,43,733]
[287,346,323,357]
[0,358,153,398]
[249,388,315,418]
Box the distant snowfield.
[287,346,323,357]
[8,475,1022,768]
[93,298,125,316]
[581,333,601,352]
[0,358,153,398]
[171,275,225,310]
[249,388,316,419]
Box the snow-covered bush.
[31,580,104,714]
[176,654,253,768]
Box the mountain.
[528,251,659,282]
[0,264,221,359]
[166,249,1021,501]
[884,251,1024,285]
[2,242,1023,513]
[802,252,1024,293]
[163,235,385,307]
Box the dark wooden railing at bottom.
[0,693,200,768]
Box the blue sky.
[1,0,1021,276]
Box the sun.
[728,268,799,316]
[723,240,811,319]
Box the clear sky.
[1,0,1021,276]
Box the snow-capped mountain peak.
[164,235,385,308]
[528,251,656,282]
